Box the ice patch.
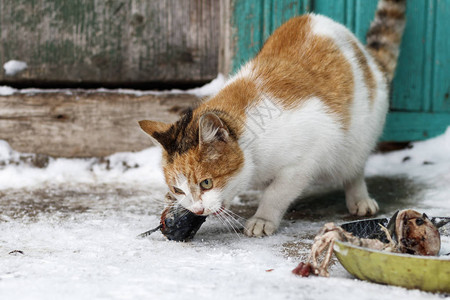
[3,59,28,76]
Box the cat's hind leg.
[344,174,379,216]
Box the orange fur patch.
[351,40,377,104]
[253,15,354,129]
[139,120,171,137]
[194,78,259,138]
[366,47,397,78]
[163,138,244,196]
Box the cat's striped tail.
[366,0,406,82]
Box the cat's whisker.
[224,217,242,239]
[151,199,168,205]
[225,220,242,238]
[214,213,234,235]
[220,212,243,231]
[178,209,191,219]
[221,208,245,229]
[213,212,241,238]
[216,210,242,238]
[223,208,246,224]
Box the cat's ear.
[199,112,229,145]
[138,120,171,147]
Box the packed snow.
[0,79,449,299]
[3,60,28,76]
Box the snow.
[0,73,226,97]
[0,79,449,298]
[3,60,28,76]
[366,127,450,216]
[0,86,17,96]
[0,145,165,190]
[1,130,449,300]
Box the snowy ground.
[1,82,449,299]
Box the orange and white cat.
[139,0,406,237]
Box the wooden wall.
[0,0,220,85]
[0,91,199,157]
[0,0,449,157]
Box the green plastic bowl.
[334,218,450,293]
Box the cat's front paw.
[347,197,379,216]
[244,217,277,237]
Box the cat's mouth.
[186,204,225,216]
[186,206,224,216]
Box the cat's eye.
[172,186,185,195]
[200,179,213,190]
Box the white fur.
[235,14,389,236]
[173,174,193,209]
[201,189,223,214]
[201,125,220,143]
[226,61,254,85]
[173,14,389,233]
[173,174,226,215]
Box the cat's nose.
[193,208,204,215]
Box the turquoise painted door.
[230,0,450,141]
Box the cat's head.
[139,109,245,215]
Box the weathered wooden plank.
[0,0,220,85]
[231,0,264,72]
[0,92,200,157]
[353,0,377,41]
[218,0,234,77]
[423,0,436,112]
[270,0,310,36]
[391,0,428,111]
[2,92,447,158]
[344,0,356,33]
[313,0,346,24]
[230,0,310,73]
[431,0,450,112]
[381,112,450,141]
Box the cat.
[139,0,406,237]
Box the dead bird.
[138,193,207,242]
[293,209,445,277]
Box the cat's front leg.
[245,170,309,237]
[344,174,379,216]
